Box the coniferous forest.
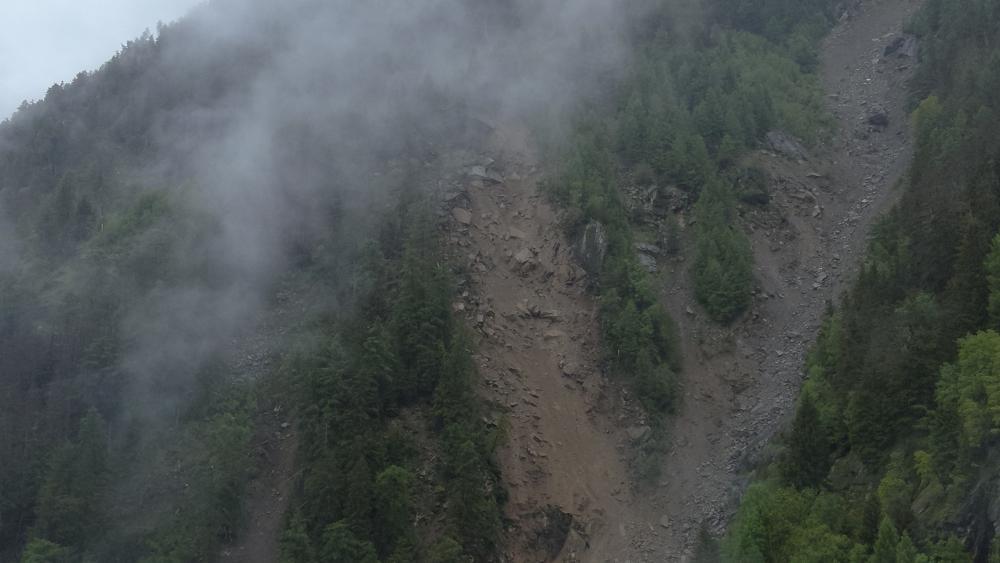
[3,0,1000,561]
[726,0,1000,561]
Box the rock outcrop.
[573,220,608,276]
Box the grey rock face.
[765,130,808,161]
[573,220,608,275]
[884,34,918,58]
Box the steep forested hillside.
[727,0,1000,560]
[0,1,588,560]
[10,0,1000,561]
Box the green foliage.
[897,533,919,563]
[723,483,863,563]
[937,331,1000,451]
[426,537,464,563]
[780,391,831,488]
[707,0,836,42]
[19,539,70,563]
[928,537,972,563]
[373,465,414,554]
[139,384,256,562]
[727,0,1000,559]
[282,199,501,562]
[320,521,379,563]
[555,0,830,338]
[985,234,1000,327]
[693,178,754,322]
[279,512,315,563]
[550,118,681,419]
[31,409,108,552]
[877,467,913,531]
[870,517,900,563]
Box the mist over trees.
[0,0,699,560]
[7,0,999,560]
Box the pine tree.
[19,539,69,563]
[278,512,315,563]
[984,233,1000,327]
[870,517,900,563]
[374,465,414,556]
[319,521,378,563]
[781,391,830,488]
[342,456,374,538]
[896,532,918,563]
[426,536,464,563]
[31,409,108,549]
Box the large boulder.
[467,164,504,184]
[451,207,473,225]
[884,34,918,58]
[573,220,608,275]
[867,108,890,128]
[765,130,808,161]
[635,243,661,274]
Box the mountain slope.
[726,0,1000,559]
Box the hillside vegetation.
[726,0,1000,560]
[9,0,1000,560]
[546,0,833,441]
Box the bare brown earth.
[444,124,638,562]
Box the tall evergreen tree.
[870,517,900,563]
[781,391,830,488]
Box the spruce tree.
[781,392,830,488]
[870,517,900,563]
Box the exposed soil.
[220,417,298,563]
[444,123,638,562]
[218,284,310,563]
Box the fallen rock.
[884,34,917,58]
[560,362,581,377]
[765,130,808,161]
[543,329,566,340]
[627,426,652,442]
[452,207,473,225]
[867,109,889,128]
[637,253,658,273]
[508,227,527,239]
[468,164,504,184]
[635,242,662,256]
[514,247,534,264]
[659,516,671,529]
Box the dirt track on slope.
[219,283,309,563]
[584,0,923,560]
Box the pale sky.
[0,0,203,119]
